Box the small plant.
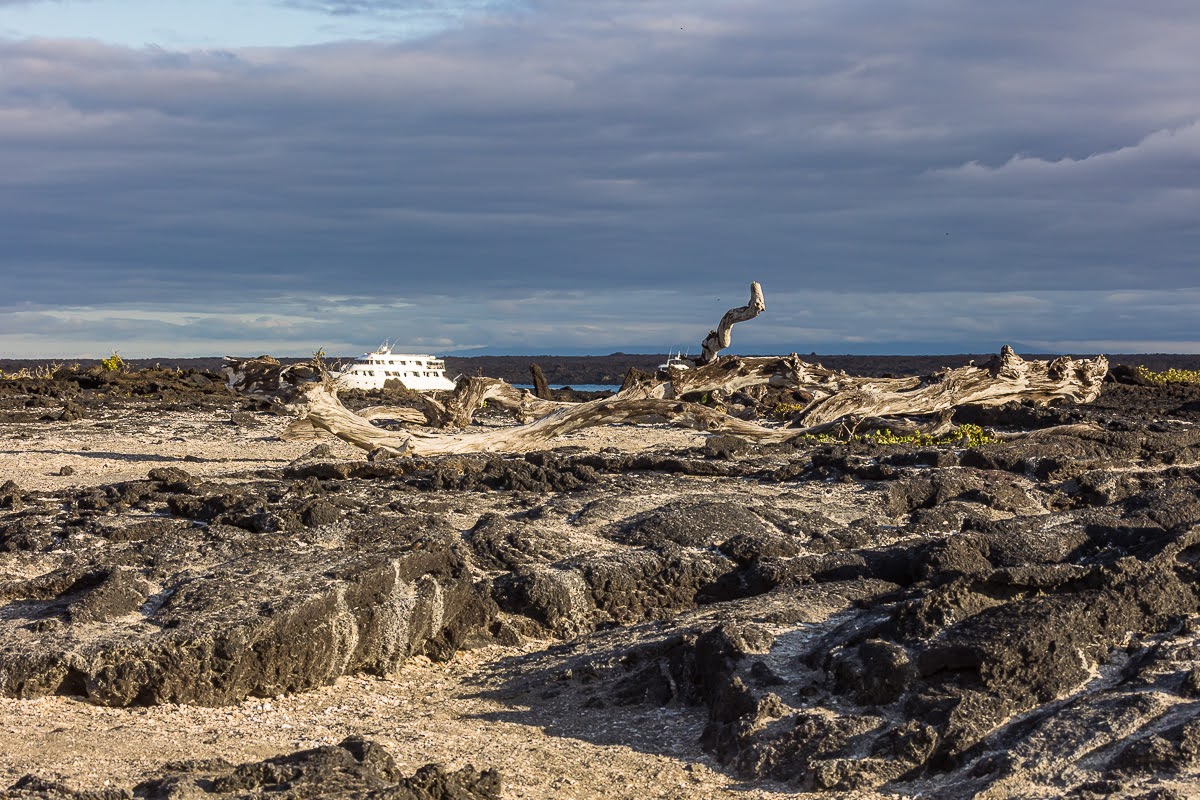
[954,423,997,448]
[101,351,126,372]
[2,362,65,380]
[857,423,999,448]
[791,423,998,449]
[772,402,807,420]
[1135,365,1200,385]
[792,432,839,444]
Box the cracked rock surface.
[3,370,1200,798]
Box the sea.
[513,384,620,393]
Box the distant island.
[5,352,1200,385]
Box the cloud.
[936,121,1200,186]
[8,286,1200,359]
[276,1,507,16]
[2,1,1200,355]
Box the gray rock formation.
[4,374,1200,796]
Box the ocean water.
[513,384,620,393]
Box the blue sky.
[2,1,1199,358]
[0,0,515,47]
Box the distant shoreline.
[5,352,1200,386]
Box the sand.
[0,410,824,800]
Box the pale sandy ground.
[0,409,366,493]
[0,410,878,799]
[0,410,711,493]
[0,647,806,800]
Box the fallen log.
[281,405,425,440]
[243,378,790,455]
[789,346,1108,426]
[356,405,429,425]
[421,376,569,428]
[222,281,1108,455]
[630,347,1107,418]
[224,346,1106,456]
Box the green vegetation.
[773,398,998,448]
[101,351,126,372]
[1135,365,1200,385]
[791,423,999,449]
[772,401,808,420]
[860,423,998,447]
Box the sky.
[2,0,1199,358]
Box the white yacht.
[657,351,693,375]
[332,343,456,392]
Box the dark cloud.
[2,1,1200,356]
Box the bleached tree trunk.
[421,376,569,428]
[225,346,1107,456]
[698,282,765,365]
[789,346,1108,426]
[221,281,1108,456]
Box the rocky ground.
[1,365,1200,798]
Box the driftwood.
[791,346,1107,426]
[699,281,764,365]
[281,405,426,440]
[421,376,569,428]
[222,284,1108,456]
[224,347,1107,456]
[225,365,801,455]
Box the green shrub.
[772,402,808,420]
[1135,365,1200,385]
[792,423,998,449]
[860,423,998,448]
[101,351,126,372]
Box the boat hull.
[332,348,456,392]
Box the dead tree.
[224,358,790,455]
[222,285,1109,456]
[788,346,1107,426]
[420,376,569,428]
[225,347,1105,456]
[648,346,1108,421]
[699,281,764,365]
